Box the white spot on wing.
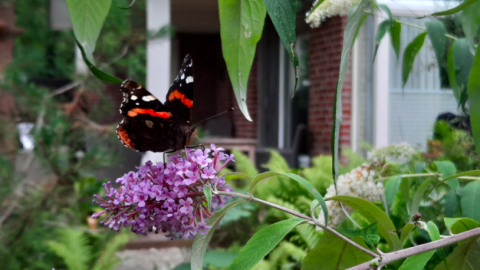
[136,102,139,105]
[119,109,122,114]
[142,95,157,102]
[131,95,138,100]
[186,76,194,84]
[181,73,185,80]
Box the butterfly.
[116,54,197,152]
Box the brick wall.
[308,15,352,156]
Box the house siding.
[308,15,352,156]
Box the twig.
[214,191,379,258]
[347,227,480,269]
[48,81,82,97]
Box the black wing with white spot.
[165,54,194,126]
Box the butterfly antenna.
[194,107,234,126]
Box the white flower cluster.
[367,142,418,164]
[306,0,361,28]
[318,164,383,228]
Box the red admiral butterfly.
[116,55,196,152]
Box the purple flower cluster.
[92,145,234,239]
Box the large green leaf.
[66,0,112,62]
[190,200,246,270]
[385,175,401,210]
[411,179,433,215]
[264,0,299,93]
[446,218,480,234]
[335,223,380,250]
[203,184,212,210]
[434,237,480,270]
[331,0,369,188]
[426,221,447,267]
[373,20,392,61]
[461,0,480,54]
[327,196,401,250]
[402,32,428,88]
[468,42,480,158]
[461,181,480,223]
[425,21,446,71]
[435,161,460,191]
[448,44,461,102]
[302,231,373,270]
[399,223,415,247]
[390,21,401,61]
[431,0,479,16]
[76,40,123,83]
[249,172,328,225]
[452,39,475,102]
[229,218,305,270]
[219,0,266,121]
[444,190,458,217]
[399,250,436,270]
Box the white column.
[141,0,171,164]
[373,14,390,148]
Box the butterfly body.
[116,55,196,152]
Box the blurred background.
[0,0,477,269]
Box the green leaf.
[447,218,480,234]
[461,181,480,223]
[385,175,401,210]
[436,170,480,186]
[444,189,458,218]
[327,196,401,250]
[402,32,428,88]
[264,0,299,94]
[426,221,447,266]
[431,0,479,16]
[468,41,480,158]
[222,172,254,182]
[118,0,136,9]
[461,0,480,54]
[411,179,433,215]
[399,223,415,247]
[389,21,401,61]
[249,172,328,225]
[219,0,266,121]
[76,40,124,83]
[435,161,459,191]
[452,39,475,103]
[434,237,480,270]
[66,0,112,62]
[373,20,392,61]
[229,218,305,270]
[335,223,380,250]
[302,231,373,270]
[306,0,326,20]
[400,178,411,214]
[425,20,446,71]
[399,250,436,270]
[377,4,393,24]
[203,184,212,211]
[448,45,461,102]
[332,0,369,190]
[190,200,246,270]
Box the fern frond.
[92,233,130,270]
[262,150,291,173]
[295,224,321,250]
[266,196,301,219]
[47,229,91,270]
[278,241,307,261]
[232,149,258,177]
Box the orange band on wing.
[117,127,135,149]
[127,108,171,118]
[168,90,193,108]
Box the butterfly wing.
[116,80,182,152]
[165,54,194,126]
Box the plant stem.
[214,191,379,258]
[347,227,480,270]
